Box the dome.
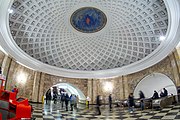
[0,0,180,78]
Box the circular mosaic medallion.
[70,7,107,33]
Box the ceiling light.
[160,36,166,41]
[8,9,13,14]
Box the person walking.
[74,95,79,110]
[70,94,76,111]
[45,89,51,104]
[108,94,112,111]
[53,92,57,104]
[96,95,101,115]
[61,93,65,108]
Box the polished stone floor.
[31,101,180,120]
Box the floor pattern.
[31,101,180,120]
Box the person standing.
[70,94,76,111]
[86,96,91,108]
[96,95,101,115]
[61,93,65,108]
[108,94,112,111]
[75,95,79,110]
[65,93,69,111]
[0,67,2,74]
[139,90,145,110]
[53,92,57,104]
[45,89,51,104]
[128,93,134,113]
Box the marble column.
[171,50,180,86]
[4,58,14,91]
[92,79,98,104]
[38,73,45,102]
[87,79,93,104]
[118,77,124,100]
[123,75,129,99]
[32,71,41,102]
[1,55,8,75]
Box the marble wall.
[87,55,177,103]
[0,51,5,67]
[5,59,35,101]
[0,48,179,103]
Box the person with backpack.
[70,94,76,111]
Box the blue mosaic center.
[70,7,107,33]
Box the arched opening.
[44,83,86,102]
[133,73,177,98]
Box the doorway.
[45,83,86,102]
[133,73,177,98]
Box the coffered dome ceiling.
[0,0,180,78]
[9,0,168,70]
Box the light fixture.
[103,82,113,93]
[8,9,13,14]
[16,71,27,85]
[159,36,166,41]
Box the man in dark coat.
[163,88,168,97]
[45,89,51,104]
[128,93,134,113]
[139,90,145,110]
[96,95,101,115]
[109,94,112,111]
[61,93,65,108]
[65,93,69,111]
[152,90,159,99]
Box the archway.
[133,73,177,98]
[48,83,86,101]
